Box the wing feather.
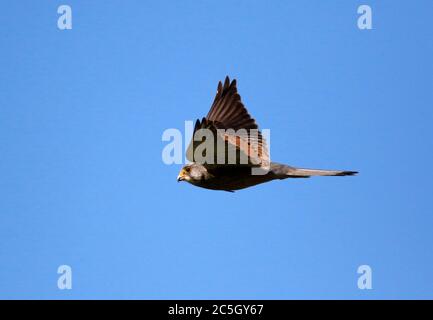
[186,76,269,168]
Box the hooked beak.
[177,172,185,182]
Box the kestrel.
[177,76,357,192]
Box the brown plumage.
[178,76,357,192]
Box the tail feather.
[287,168,358,177]
[270,163,358,179]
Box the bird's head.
[177,163,207,184]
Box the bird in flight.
[177,76,357,192]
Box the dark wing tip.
[337,171,358,176]
[224,76,237,86]
[206,75,259,130]
[224,76,230,88]
[194,119,200,130]
[217,81,223,94]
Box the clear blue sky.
[1,0,432,299]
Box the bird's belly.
[199,173,273,191]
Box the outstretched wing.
[186,76,269,168]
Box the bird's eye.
[185,167,191,173]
